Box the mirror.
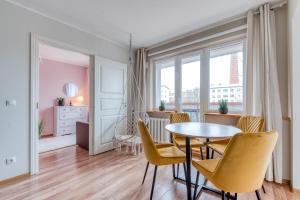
[63,83,78,97]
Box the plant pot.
[218,108,228,114]
[58,100,65,106]
[159,106,165,111]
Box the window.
[209,43,244,112]
[156,59,175,109]
[154,40,245,117]
[181,55,201,121]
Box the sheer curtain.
[246,3,283,183]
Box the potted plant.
[38,119,45,138]
[56,96,65,106]
[218,99,228,114]
[159,100,166,111]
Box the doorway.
[38,43,90,153]
[30,34,128,175]
[30,34,95,174]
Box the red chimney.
[229,53,239,84]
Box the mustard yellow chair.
[208,116,265,156]
[170,113,206,159]
[137,120,187,200]
[192,131,278,200]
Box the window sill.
[204,112,241,118]
[146,110,176,118]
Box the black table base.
[174,176,237,200]
[179,137,237,200]
[185,136,192,200]
[165,123,241,200]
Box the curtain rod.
[253,0,287,14]
[270,0,287,10]
[145,0,287,51]
[145,15,246,51]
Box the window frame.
[155,57,176,110]
[207,41,246,113]
[153,39,246,116]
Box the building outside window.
[209,43,244,112]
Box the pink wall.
[39,59,89,135]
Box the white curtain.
[246,3,283,183]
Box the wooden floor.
[0,146,299,200]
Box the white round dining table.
[165,122,241,200]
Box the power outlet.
[6,157,16,165]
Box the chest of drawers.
[54,106,88,136]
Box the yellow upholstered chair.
[208,116,265,156]
[192,131,278,200]
[170,113,206,159]
[137,120,186,200]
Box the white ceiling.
[9,0,278,47]
[39,44,89,66]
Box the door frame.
[30,33,96,175]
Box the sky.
[210,52,243,87]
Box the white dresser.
[54,106,88,136]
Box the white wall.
[0,1,128,181]
[288,0,300,190]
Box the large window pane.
[156,60,175,109]
[209,43,244,112]
[181,55,200,121]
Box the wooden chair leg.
[193,171,200,200]
[172,164,176,179]
[226,192,230,200]
[150,166,158,200]
[211,150,215,159]
[255,190,261,200]
[203,178,207,186]
[262,184,266,193]
[200,147,204,160]
[142,162,149,184]
[183,163,187,179]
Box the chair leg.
[221,191,225,200]
[176,164,180,178]
[255,190,261,200]
[203,178,207,186]
[262,184,266,193]
[150,166,158,200]
[226,192,230,200]
[235,193,238,200]
[211,150,215,159]
[142,162,149,184]
[200,146,204,160]
[183,163,187,179]
[193,171,200,200]
[172,164,176,179]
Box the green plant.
[38,119,45,138]
[56,96,65,106]
[159,100,166,111]
[218,99,228,114]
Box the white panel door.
[93,56,127,154]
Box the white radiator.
[148,118,170,143]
